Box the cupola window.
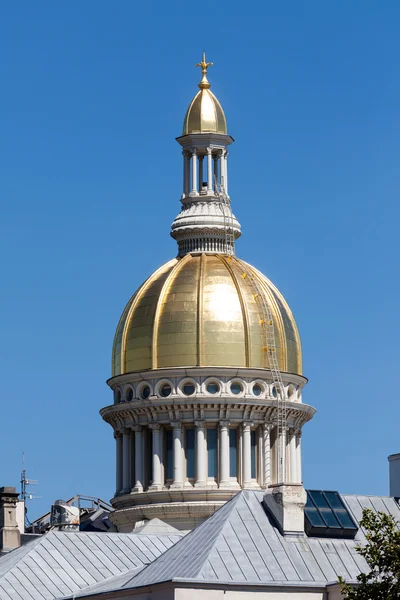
[207,382,220,394]
[230,382,242,395]
[126,388,133,402]
[160,384,172,397]
[183,383,195,396]
[253,384,262,397]
[141,386,150,400]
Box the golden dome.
[182,53,227,135]
[112,253,302,377]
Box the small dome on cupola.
[182,52,227,135]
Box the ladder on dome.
[215,176,288,484]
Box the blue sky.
[1,1,399,520]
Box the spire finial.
[196,51,213,89]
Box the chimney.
[0,487,21,552]
[388,453,400,498]
[263,483,306,536]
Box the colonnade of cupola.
[101,368,314,529]
[181,146,228,199]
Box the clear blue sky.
[1,1,399,521]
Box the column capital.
[191,148,197,156]
[242,421,254,431]
[206,146,212,155]
[182,149,190,157]
[194,420,205,429]
[149,423,161,430]
[122,428,131,436]
[295,428,302,438]
[132,425,142,433]
[171,420,182,429]
[113,431,122,439]
[263,422,274,432]
[219,420,230,429]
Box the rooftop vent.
[305,490,358,539]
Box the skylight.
[305,490,358,539]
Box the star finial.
[196,51,213,89]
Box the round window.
[207,382,220,394]
[183,383,195,395]
[160,384,172,397]
[272,386,277,398]
[230,382,242,395]
[253,384,262,397]
[126,388,133,402]
[141,385,150,399]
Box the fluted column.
[207,147,213,194]
[296,430,302,483]
[171,421,183,489]
[149,423,162,490]
[219,421,230,487]
[132,425,143,492]
[263,423,273,488]
[122,429,131,493]
[191,150,198,195]
[242,422,252,488]
[115,432,122,495]
[289,429,297,483]
[194,421,207,487]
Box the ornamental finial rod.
[196,51,213,89]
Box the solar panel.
[305,490,358,538]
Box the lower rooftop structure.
[1,489,399,599]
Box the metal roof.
[0,529,182,600]
[91,491,400,594]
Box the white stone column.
[191,150,198,195]
[224,150,229,195]
[194,421,207,487]
[263,423,273,488]
[199,156,204,191]
[171,421,183,489]
[183,150,190,196]
[221,150,226,191]
[122,429,131,493]
[213,154,219,187]
[207,147,213,194]
[133,425,143,492]
[115,432,122,495]
[242,422,252,488]
[289,429,297,483]
[219,421,230,487]
[277,427,287,484]
[149,424,162,490]
[296,430,302,483]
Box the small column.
[242,422,252,488]
[182,150,190,196]
[213,153,219,187]
[122,429,131,493]
[207,147,213,194]
[295,429,302,483]
[224,150,229,195]
[115,432,123,495]
[171,421,183,489]
[199,156,204,192]
[219,421,230,487]
[263,423,273,488]
[277,427,287,484]
[194,421,207,487]
[133,425,143,492]
[191,149,198,195]
[289,429,297,483]
[220,150,226,190]
[149,423,162,490]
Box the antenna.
[20,452,40,528]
